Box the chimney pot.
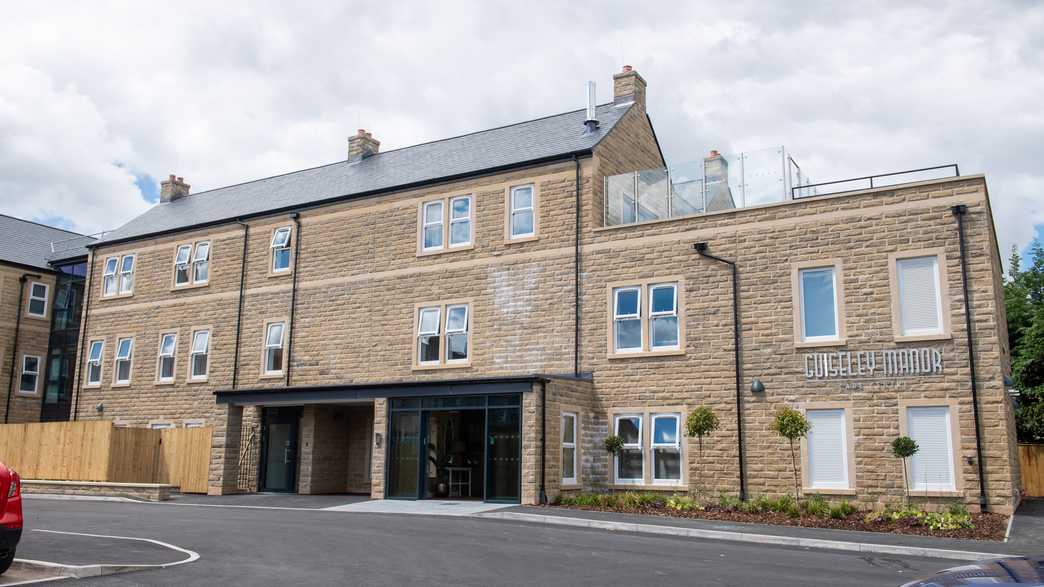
[709,150,720,157]
[160,174,191,203]
[348,129,380,162]
[622,65,632,73]
[612,65,647,110]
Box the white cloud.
[0,1,1041,257]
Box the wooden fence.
[0,421,212,493]
[1020,444,1044,498]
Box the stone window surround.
[155,330,179,385]
[171,240,212,290]
[608,406,688,490]
[111,335,135,387]
[268,225,294,278]
[84,337,106,388]
[416,194,475,256]
[148,420,175,430]
[560,408,582,488]
[888,248,952,342]
[25,280,50,320]
[606,277,686,358]
[260,317,289,379]
[898,398,965,497]
[504,183,540,244]
[100,252,136,299]
[187,326,213,383]
[18,353,41,396]
[182,419,206,428]
[799,401,857,496]
[412,300,472,370]
[791,259,847,349]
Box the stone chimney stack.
[613,65,647,110]
[159,175,190,203]
[348,129,380,162]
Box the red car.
[0,464,22,574]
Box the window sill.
[412,361,472,371]
[417,244,475,258]
[908,489,961,497]
[187,378,209,385]
[561,483,581,490]
[83,383,102,389]
[609,483,685,491]
[893,332,952,343]
[607,349,685,360]
[504,235,539,245]
[259,372,284,380]
[15,391,38,397]
[155,380,176,386]
[172,282,210,292]
[794,338,847,349]
[802,487,856,496]
[24,313,49,322]
[267,269,293,278]
[112,382,131,388]
[99,293,134,301]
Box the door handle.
[284,442,293,463]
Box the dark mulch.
[550,504,1009,541]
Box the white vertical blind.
[907,406,955,491]
[897,256,942,335]
[807,409,848,489]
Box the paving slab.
[500,505,1034,557]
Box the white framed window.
[189,330,210,380]
[649,284,679,350]
[27,281,48,317]
[613,287,642,353]
[264,322,286,374]
[422,201,444,251]
[614,414,643,484]
[174,245,192,286]
[508,185,535,239]
[806,409,850,490]
[192,241,210,284]
[85,340,103,385]
[271,227,292,273]
[119,255,135,294]
[102,256,119,296]
[561,412,578,485]
[445,304,469,363]
[19,355,40,394]
[799,266,840,342]
[149,421,175,430]
[114,337,133,384]
[157,333,177,382]
[651,414,681,483]
[183,419,206,428]
[448,196,472,247]
[417,307,441,364]
[896,255,943,337]
[906,406,956,492]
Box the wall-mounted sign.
[805,348,943,379]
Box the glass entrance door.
[387,411,421,498]
[261,407,300,492]
[485,406,521,502]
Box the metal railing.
[791,164,959,199]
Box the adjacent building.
[67,67,1021,512]
[0,215,92,423]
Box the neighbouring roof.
[0,214,93,271]
[97,102,634,246]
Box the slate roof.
[96,102,633,245]
[0,214,93,270]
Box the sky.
[1,1,1042,262]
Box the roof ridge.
[179,102,617,200]
[0,213,88,237]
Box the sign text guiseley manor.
[804,347,943,379]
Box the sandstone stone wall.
[0,263,54,423]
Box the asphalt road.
[20,498,955,586]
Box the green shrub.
[718,493,743,511]
[666,495,701,512]
[802,495,830,517]
[603,435,624,455]
[748,495,773,514]
[619,492,663,509]
[923,511,974,531]
[863,510,884,524]
[768,494,800,517]
[947,503,970,517]
[829,501,856,519]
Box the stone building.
[0,215,92,424]
[70,66,1021,512]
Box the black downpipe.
[231,221,250,389]
[573,155,581,376]
[952,204,988,510]
[285,213,302,387]
[539,379,548,504]
[72,256,94,421]
[693,243,747,500]
[6,274,40,423]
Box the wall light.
[750,378,765,394]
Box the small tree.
[685,406,720,495]
[771,407,811,501]
[603,435,624,494]
[891,436,919,504]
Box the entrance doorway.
[260,407,301,492]
[386,394,521,503]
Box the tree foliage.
[772,407,811,500]
[1006,241,1044,442]
[686,406,720,495]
